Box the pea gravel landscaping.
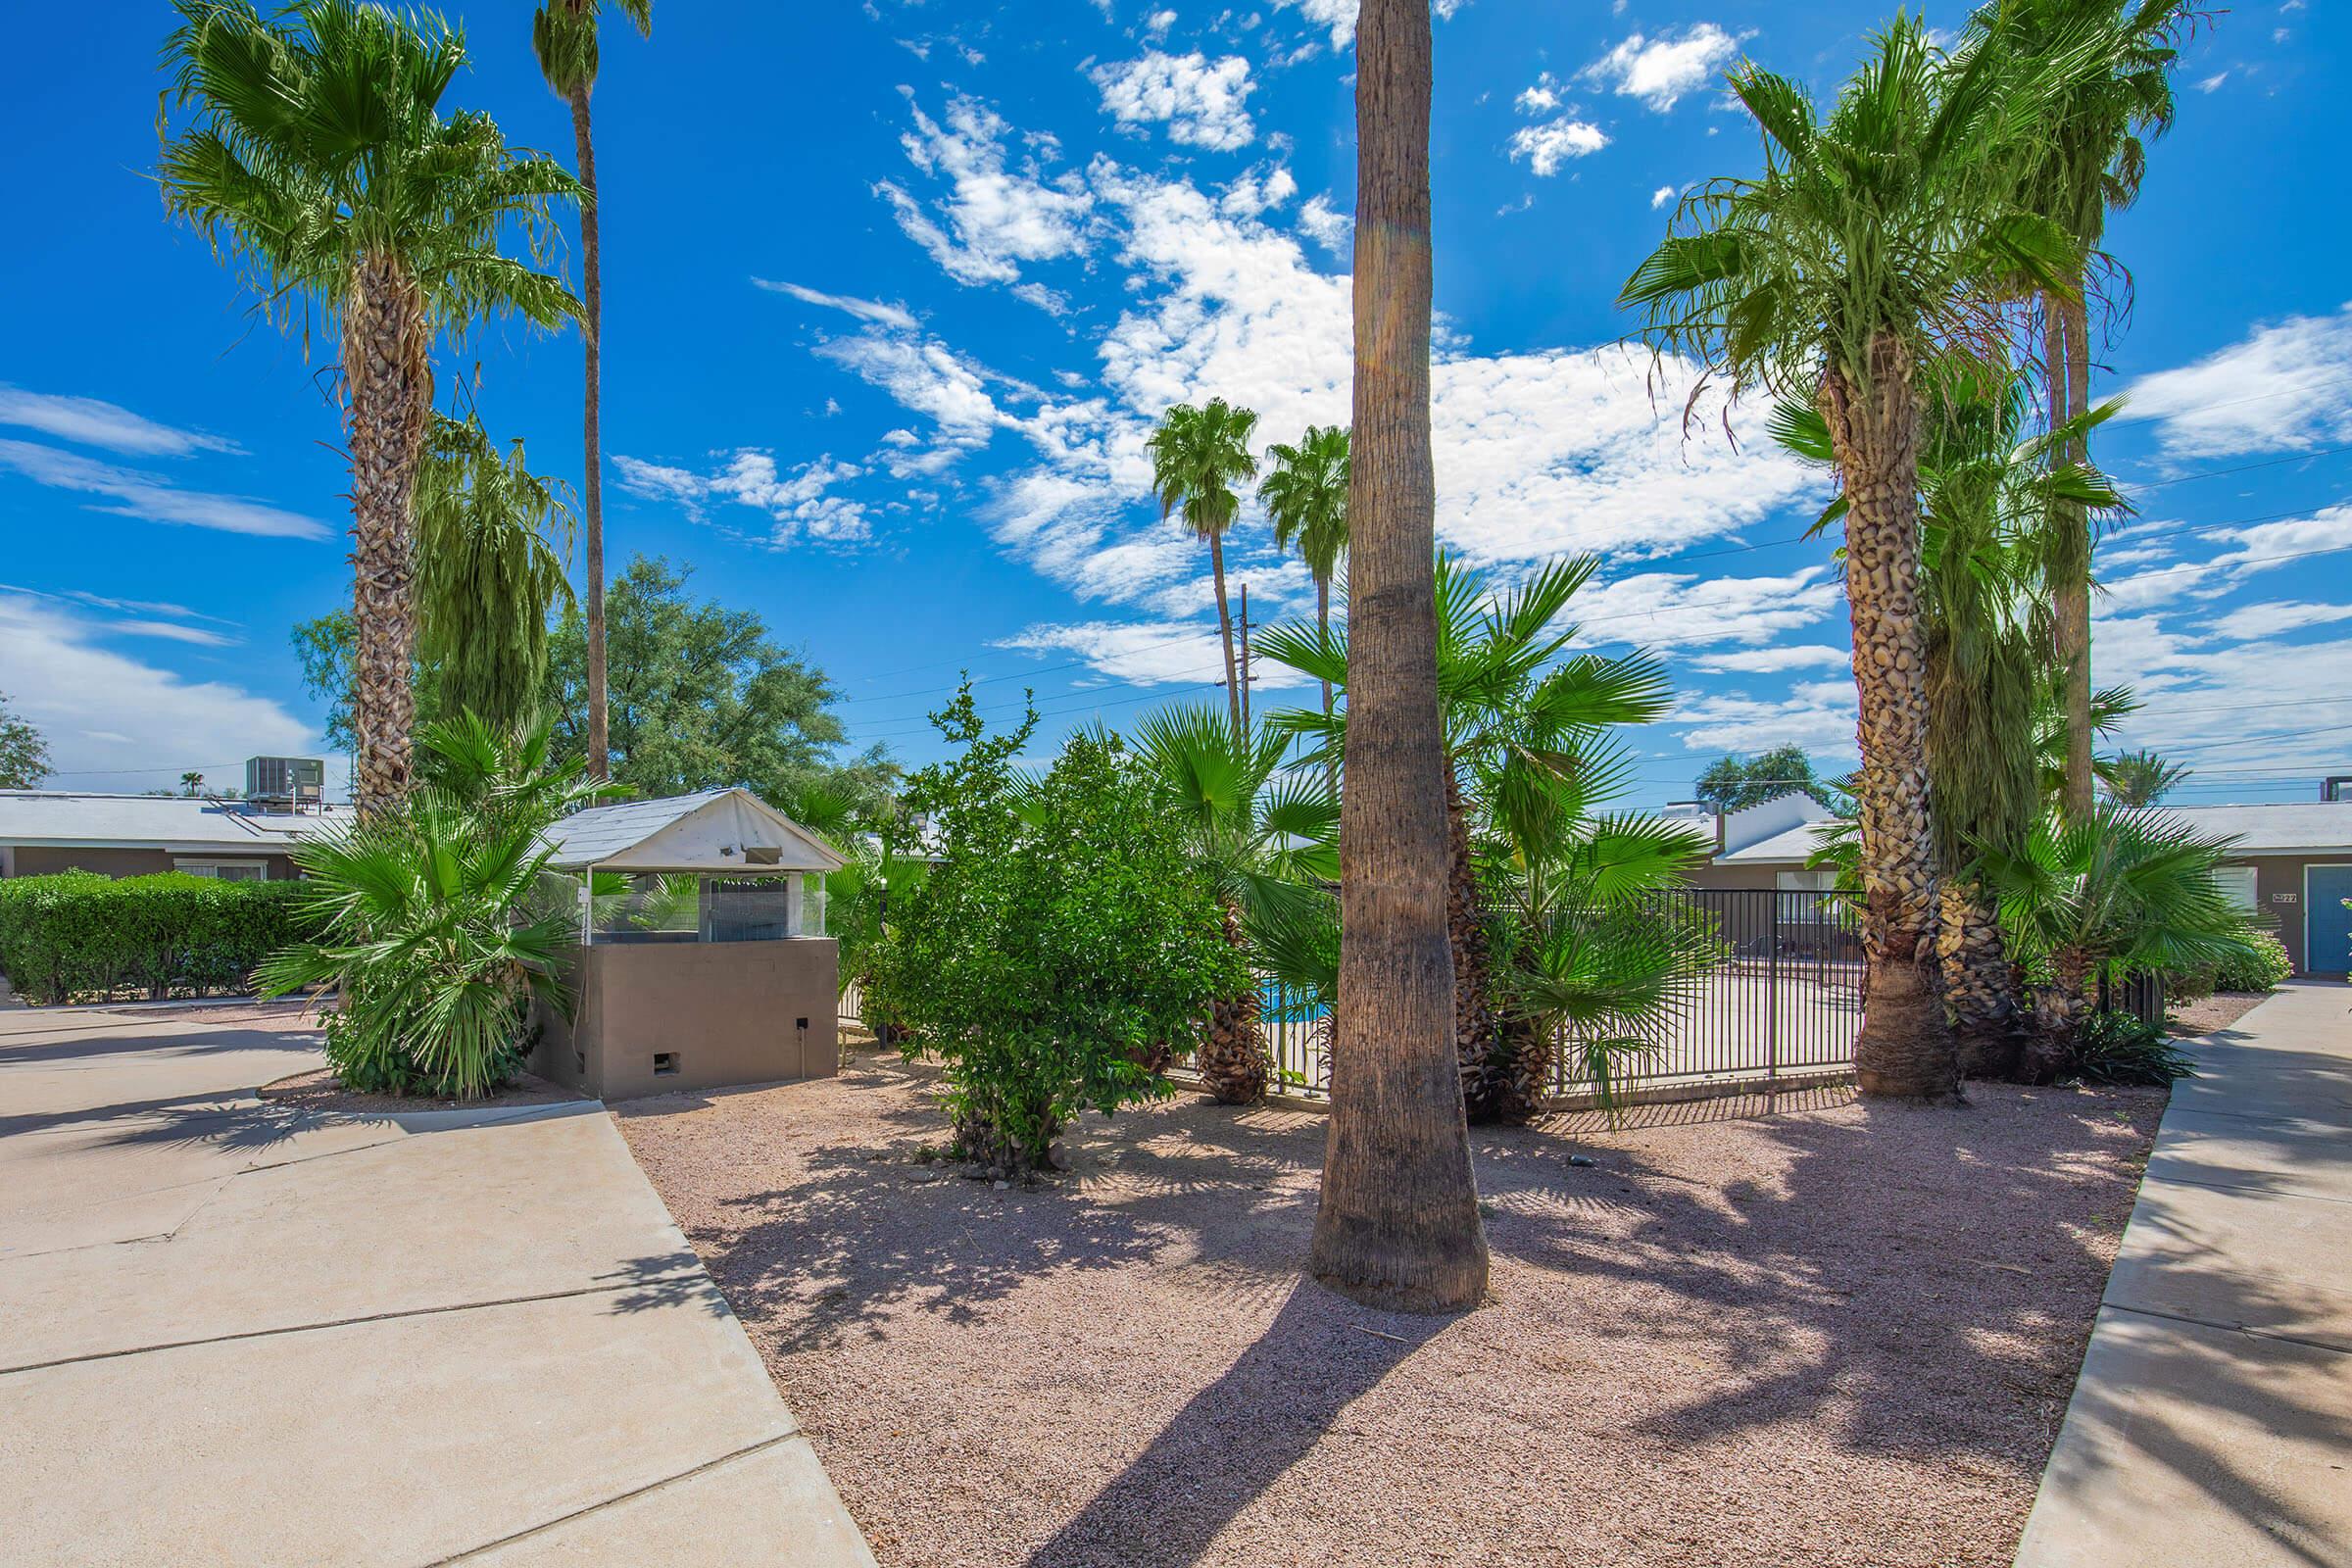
[615,1052,2167,1568]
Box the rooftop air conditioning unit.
[246,756,326,808]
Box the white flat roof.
[1711,800,2352,865]
[0,791,348,855]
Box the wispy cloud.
[0,439,327,540]
[752,278,919,332]
[612,451,871,546]
[2119,304,2352,459]
[1091,51,1257,151]
[1581,24,1744,113]
[1509,117,1609,176]
[0,385,242,458]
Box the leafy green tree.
[1258,424,1350,747]
[1621,19,2081,1101]
[0,694,51,789]
[543,556,897,815]
[1691,745,1826,814]
[532,0,656,781]
[416,415,575,732]
[260,712,615,1098]
[1148,399,1260,742]
[1133,704,1341,1103]
[1974,0,2184,820]
[865,688,1245,1177]
[159,0,578,814]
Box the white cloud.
[1581,24,1742,112]
[751,278,919,332]
[2195,71,2228,92]
[1297,193,1351,256]
[1573,567,1842,652]
[1650,184,1677,209]
[994,619,1236,687]
[1690,643,1850,673]
[1670,680,1859,759]
[2204,600,2352,640]
[1515,77,1562,114]
[1092,51,1257,151]
[2118,304,2352,459]
[613,451,871,545]
[0,589,317,791]
[2201,502,2352,576]
[0,439,327,540]
[876,92,1096,292]
[0,386,242,458]
[1271,0,1464,50]
[1218,164,1298,218]
[1509,118,1609,176]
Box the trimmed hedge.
[0,872,314,1004]
[2166,927,2294,1003]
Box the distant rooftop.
[1712,798,2352,865]
[0,790,348,853]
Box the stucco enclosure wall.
[534,937,841,1101]
[5,846,300,880]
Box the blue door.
[2304,865,2352,976]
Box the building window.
[1775,867,1840,923]
[2213,864,2259,914]
[174,859,268,882]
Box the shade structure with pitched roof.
[529,788,846,1102]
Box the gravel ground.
[2166,989,2276,1038]
[617,1053,2165,1568]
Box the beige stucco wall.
[533,937,840,1101]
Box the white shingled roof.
[539,788,845,873]
[1711,800,2352,865]
[0,791,350,854]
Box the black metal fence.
[1258,887,1865,1104]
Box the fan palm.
[2100,747,2187,806]
[1305,0,1487,1316]
[416,415,576,734]
[1258,425,1350,753]
[1773,369,2125,1072]
[1148,399,1260,743]
[159,0,579,816]
[1975,804,2253,1078]
[533,0,653,782]
[1971,0,2183,820]
[1620,18,2082,1100]
[1263,553,1692,1120]
[260,711,614,1098]
[1133,704,1340,1103]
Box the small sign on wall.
[2274,892,2299,905]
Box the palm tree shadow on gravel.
[1020,1282,1445,1568]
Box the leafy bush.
[259,712,610,1099]
[863,688,1246,1176]
[2165,927,2293,1002]
[0,872,311,1004]
[2068,1007,2196,1086]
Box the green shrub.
[864,689,1246,1176]
[2068,1008,2196,1086]
[2166,927,2293,1002]
[0,872,311,1004]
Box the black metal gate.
[1260,887,1865,1104]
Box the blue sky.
[1,0,2346,808]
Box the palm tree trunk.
[1308,0,1490,1315]
[1937,878,2022,1079]
[570,87,611,781]
[1199,901,1269,1103]
[1209,529,1243,744]
[1446,766,1505,1122]
[2045,289,2092,823]
[1818,336,1961,1102]
[2024,948,2093,1084]
[342,253,433,818]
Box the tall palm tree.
[1620,19,2081,1100]
[159,0,579,817]
[1305,0,1489,1315]
[1264,554,1690,1120]
[1972,0,2182,823]
[415,415,576,733]
[532,0,653,783]
[1258,425,1351,747]
[1133,705,1340,1104]
[1773,369,2124,1075]
[2099,748,2187,806]
[1148,399,1260,743]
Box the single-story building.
[530,786,849,1100]
[1679,789,2352,977]
[0,779,347,882]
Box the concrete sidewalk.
[0,1004,876,1567]
[2016,981,2352,1568]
